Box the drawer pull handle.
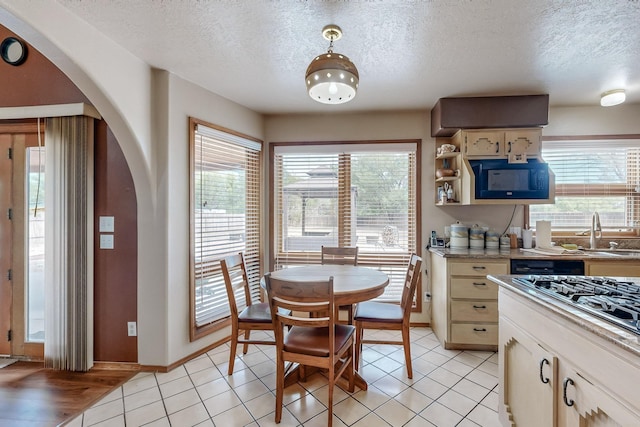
[473,305,487,309]
[539,358,550,384]
[472,266,486,270]
[473,328,487,332]
[473,282,487,286]
[562,377,575,407]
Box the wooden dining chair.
[321,246,358,323]
[221,253,278,375]
[264,273,355,427]
[354,253,422,379]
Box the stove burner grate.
[513,275,640,334]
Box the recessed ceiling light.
[600,89,626,107]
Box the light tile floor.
[67,328,501,427]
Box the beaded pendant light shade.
[305,25,359,104]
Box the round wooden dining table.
[266,265,390,307]
[264,265,390,390]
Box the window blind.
[530,139,640,231]
[192,122,262,328]
[273,143,418,303]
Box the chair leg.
[242,329,250,354]
[348,344,355,393]
[402,324,413,379]
[275,356,284,423]
[228,324,238,375]
[354,322,363,370]
[327,367,334,427]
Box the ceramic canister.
[469,224,485,249]
[449,222,469,248]
[485,229,500,249]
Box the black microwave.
[469,158,550,199]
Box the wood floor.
[0,361,136,426]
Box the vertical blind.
[530,139,640,231]
[44,116,94,371]
[273,143,418,302]
[192,123,262,328]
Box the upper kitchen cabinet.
[435,127,553,205]
[458,128,541,158]
[430,94,549,137]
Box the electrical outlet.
[424,292,431,302]
[127,321,137,337]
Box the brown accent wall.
[93,122,138,362]
[0,24,138,362]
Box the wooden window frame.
[189,117,263,341]
[268,140,422,311]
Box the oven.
[512,275,640,335]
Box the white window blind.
[273,143,418,302]
[530,139,640,231]
[191,121,262,329]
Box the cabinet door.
[505,129,541,156]
[587,261,640,277]
[558,363,640,427]
[464,131,503,156]
[500,316,556,427]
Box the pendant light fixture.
[305,25,359,104]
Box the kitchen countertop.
[428,247,640,260]
[488,274,640,357]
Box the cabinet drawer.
[450,277,498,299]
[449,261,508,277]
[451,300,498,322]
[451,323,498,346]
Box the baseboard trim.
[139,335,231,373]
[92,361,141,371]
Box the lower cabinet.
[499,286,640,427]
[431,254,507,350]
[586,260,640,277]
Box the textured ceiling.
[56,0,640,114]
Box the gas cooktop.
[512,275,640,335]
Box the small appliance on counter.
[429,230,446,248]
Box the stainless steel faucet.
[590,211,602,249]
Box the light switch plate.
[99,216,115,232]
[127,321,137,336]
[99,234,114,249]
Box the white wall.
[164,72,263,362]
[545,104,640,136]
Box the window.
[190,119,262,340]
[271,141,421,305]
[27,146,45,342]
[529,138,640,233]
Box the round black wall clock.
[1,37,28,66]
